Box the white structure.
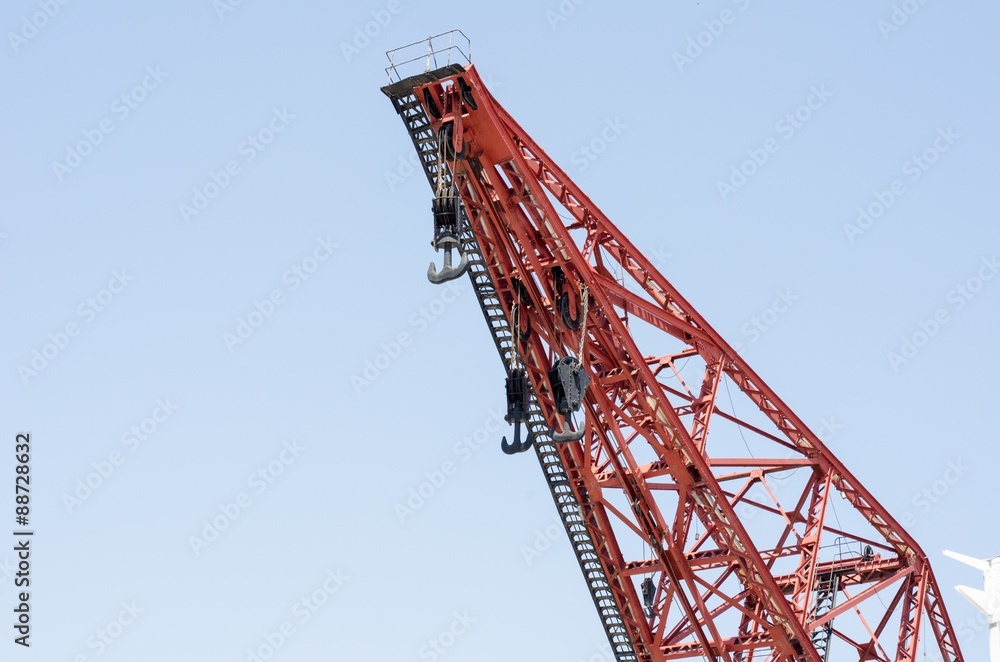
[944,550,1000,661]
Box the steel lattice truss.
[391,61,965,662]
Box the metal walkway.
[382,69,638,661]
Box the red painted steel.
[407,64,964,662]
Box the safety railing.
[385,29,471,83]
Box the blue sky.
[1,1,998,660]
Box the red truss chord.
[383,58,964,662]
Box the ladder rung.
[387,87,637,662]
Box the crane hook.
[501,368,534,455]
[551,413,585,443]
[501,421,534,455]
[427,193,470,284]
[548,356,589,444]
[427,233,469,284]
[641,577,655,619]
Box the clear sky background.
[2,1,998,660]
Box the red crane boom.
[381,33,964,662]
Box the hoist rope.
[577,284,590,360]
[434,131,448,197]
[510,303,521,370]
